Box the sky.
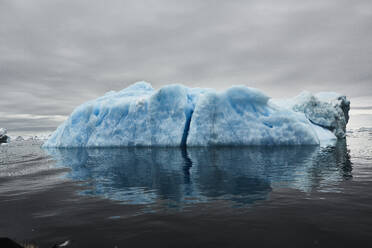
[1,0,372,134]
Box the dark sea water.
[1,114,372,248]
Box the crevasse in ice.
[43,81,349,147]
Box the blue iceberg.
[43,82,349,147]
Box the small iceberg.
[0,128,9,144]
[43,82,350,147]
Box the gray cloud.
[1,0,372,134]
[352,106,372,110]
[0,116,61,133]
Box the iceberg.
[43,82,350,148]
[0,128,9,144]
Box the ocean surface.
[1,114,372,247]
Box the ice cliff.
[43,82,350,147]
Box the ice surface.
[43,82,349,147]
[187,86,320,146]
[44,82,202,147]
[0,128,7,136]
[272,91,350,138]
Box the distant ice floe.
[0,128,6,136]
[43,82,350,147]
[0,128,9,144]
[7,133,52,143]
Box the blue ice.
[43,81,349,147]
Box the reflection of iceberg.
[45,141,351,207]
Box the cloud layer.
[1,0,371,133]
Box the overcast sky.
[1,0,372,134]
